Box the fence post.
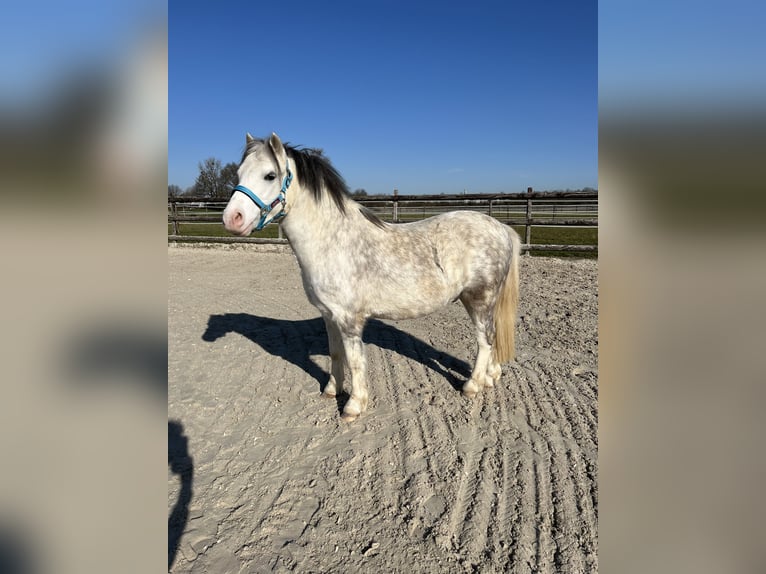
[488,198,493,218]
[393,189,399,223]
[525,187,533,248]
[170,199,179,235]
[278,223,283,239]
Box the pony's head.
[222,132,291,236]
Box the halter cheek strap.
[231,160,293,231]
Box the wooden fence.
[168,189,597,253]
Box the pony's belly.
[374,307,443,321]
[303,279,455,324]
[370,291,457,321]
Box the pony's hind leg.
[486,359,502,388]
[460,293,496,399]
[323,316,345,398]
[463,328,493,399]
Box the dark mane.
[284,144,348,214]
[242,138,386,228]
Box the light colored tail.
[492,230,521,364]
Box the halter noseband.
[231,159,293,231]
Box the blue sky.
[169,0,597,194]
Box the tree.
[168,184,183,197]
[194,157,224,198]
[193,158,239,198]
[352,188,368,197]
[220,162,239,192]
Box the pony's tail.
[493,230,521,364]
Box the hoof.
[342,397,363,421]
[462,380,480,398]
[323,379,340,398]
[340,412,359,423]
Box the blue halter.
[231,159,293,231]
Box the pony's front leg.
[339,331,368,422]
[322,316,345,398]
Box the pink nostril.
[223,209,245,232]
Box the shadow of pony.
[201,313,470,396]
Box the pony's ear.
[246,132,255,144]
[268,132,287,168]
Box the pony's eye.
[264,172,277,181]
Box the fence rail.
[168,189,597,253]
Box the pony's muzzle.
[222,207,249,235]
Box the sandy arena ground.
[168,245,598,573]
